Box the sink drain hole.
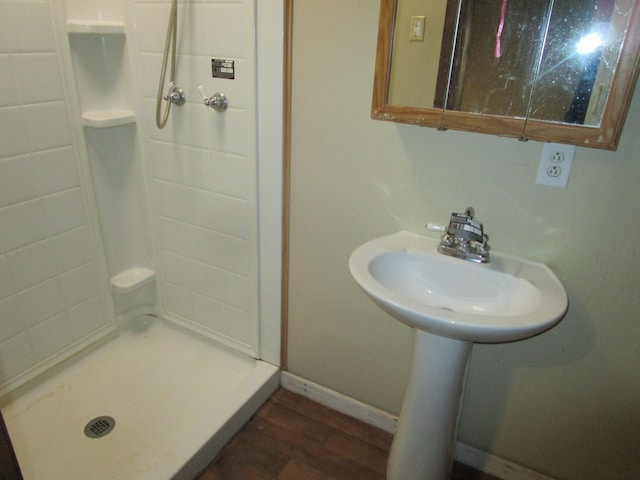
[84,416,115,438]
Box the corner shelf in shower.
[66,20,135,129]
[66,20,125,35]
[82,110,136,128]
[111,268,156,294]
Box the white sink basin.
[349,230,568,479]
[349,230,568,343]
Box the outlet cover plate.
[536,143,576,188]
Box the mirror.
[373,0,640,149]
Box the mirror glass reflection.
[386,0,633,126]
[388,0,448,108]
[528,0,633,126]
[445,0,548,118]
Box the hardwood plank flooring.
[198,388,500,480]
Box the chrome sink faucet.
[429,207,490,263]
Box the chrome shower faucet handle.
[197,84,228,112]
[164,81,186,106]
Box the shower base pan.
[1,316,279,479]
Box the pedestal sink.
[349,231,568,480]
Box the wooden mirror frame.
[372,0,640,150]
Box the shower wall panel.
[0,1,114,394]
[131,0,259,355]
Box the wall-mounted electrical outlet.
[535,143,576,188]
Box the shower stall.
[0,0,283,478]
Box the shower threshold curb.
[167,361,280,480]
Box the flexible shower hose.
[156,0,178,129]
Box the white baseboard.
[454,443,556,480]
[279,372,556,480]
[280,370,398,433]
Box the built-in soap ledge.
[82,110,136,128]
[110,268,155,294]
[66,20,125,35]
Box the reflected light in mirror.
[577,32,604,54]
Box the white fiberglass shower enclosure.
[0,0,283,478]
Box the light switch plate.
[410,16,426,42]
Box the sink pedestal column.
[387,330,472,480]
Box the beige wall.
[288,1,640,479]
[389,0,446,107]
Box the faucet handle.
[197,84,228,112]
[478,234,490,254]
[426,223,446,232]
[164,81,186,106]
[448,210,484,243]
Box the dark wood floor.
[198,388,499,480]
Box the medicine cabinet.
[372,0,640,150]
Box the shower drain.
[84,416,116,438]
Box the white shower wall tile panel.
[146,100,249,155]
[208,150,253,197]
[153,180,249,239]
[12,53,65,104]
[164,282,193,320]
[133,2,244,58]
[131,4,169,53]
[40,188,87,236]
[163,282,252,347]
[181,4,245,57]
[0,107,29,158]
[191,291,251,345]
[59,263,101,309]
[133,0,259,352]
[0,200,47,253]
[67,296,109,341]
[0,155,42,207]
[29,312,73,363]
[156,217,250,276]
[162,251,250,311]
[149,141,251,198]
[0,256,11,300]
[0,1,56,53]
[0,333,34,381]
[161,248,253,346]
[47,227,94,273]
[6,241,56,292]
[148,142,211,185]
[0,297,23,343]
[32,147,81,196]
[0,55,18,107]
[21,102,73,152]
[0,149,80,208]
[17,279,66,330]
[0,1,114,390]
[0,25,5,54]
